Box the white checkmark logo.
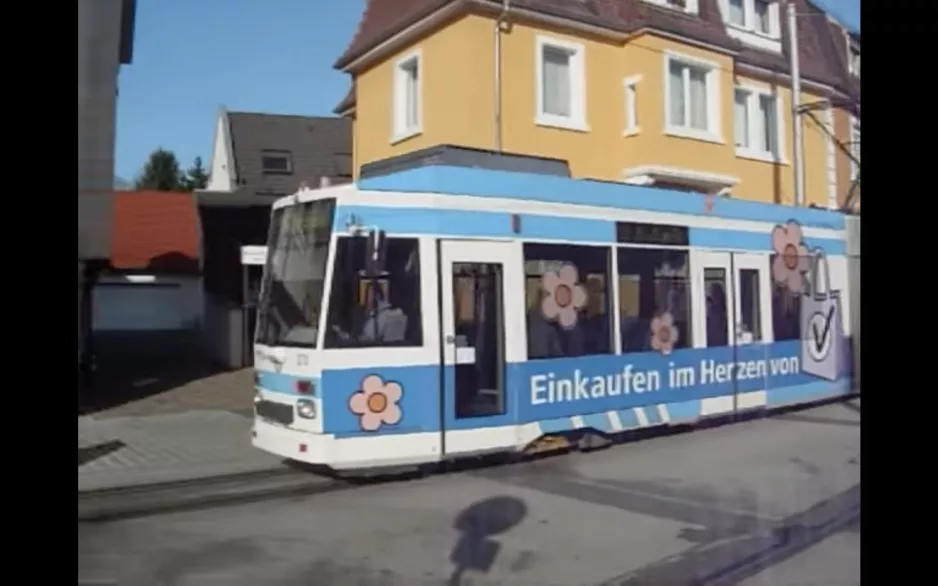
[807,308,835,361]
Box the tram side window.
[523,242,613,359]
[770,253,802,342]
[617,248,692,353]
[324,236,423,348]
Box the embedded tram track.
[78,394,859,524]
[77,466,353,524]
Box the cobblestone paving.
[76,369,288,493]
[78,410,287,493]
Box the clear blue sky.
[115,0,859,181]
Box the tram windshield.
[255,198,335,348]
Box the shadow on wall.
[78,330,228,416]
[142,251,200,274]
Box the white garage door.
[93,283,190,331]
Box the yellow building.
[333,0,859,209]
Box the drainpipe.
[787,0,805,206]
[494,0,511,152]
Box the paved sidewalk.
[78,410,288,493]
[84,368,255,420]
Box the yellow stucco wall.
[352,13,832,206]
[833,108,859,210]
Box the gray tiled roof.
[227,112,353,197]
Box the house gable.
[207,108,236,192]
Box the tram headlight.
[296,399,317,419]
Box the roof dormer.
[718,0,782,53]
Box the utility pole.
[787,0,805,207]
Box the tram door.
[438,240,525,457]
[240,246,267,367]
[693,250,773,410]
[695,251,772,348]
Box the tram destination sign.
[615,221,689,246]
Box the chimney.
[320,176,331,188]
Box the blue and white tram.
[251,162,856,471]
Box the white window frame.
[662,51,722,144]
[849,45,860,78]
[391,49,423,143]
[623,75,641,137]
[721,0,781,52]
[733,84,786,163]
[850,116,860,179]
[534,35,588,132]
[642,0,700,14]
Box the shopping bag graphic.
[800,249,844,381]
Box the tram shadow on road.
[448,496,528,586]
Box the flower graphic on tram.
[771,221,811,293]
[541,264,587,330]
[348,374,403,432]
[650,311,680,355]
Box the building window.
[849,46,860,78]
[850,118,860,179]
[261,150,293,175]
[733,86,783,161]
[392,50,422,142]
[535,35,587,132]
[617,248,692,353]
[724,0,778,36]
[754,0,771,33]
[523,242,612,359]
[728,0,745,25]
[642,0,699,13]
[665,54,721,141]
[325,237,422,348]
[623,75,641,136]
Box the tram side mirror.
[364,228,387,278]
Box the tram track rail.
[78,466,353,524]
[78,394,859,524]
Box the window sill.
[735,148,787,165]
[664,126,724,145]
[726,22,779,41]
[724,24,782,52]
[535,115,590,133]
[390,127,422,146]
[623,126,641,137]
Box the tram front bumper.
[252,419,332,465]
[252,418,439,471]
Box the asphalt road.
[78,399,861,586]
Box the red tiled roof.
[110,191,200,274]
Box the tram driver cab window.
[325,236,423,348]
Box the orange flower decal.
[650,312,679,355]
[771,222,811,293]
[541,264,587,330]
[348,375,403,432]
